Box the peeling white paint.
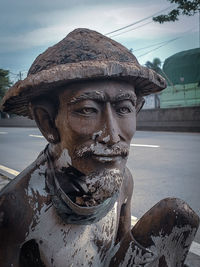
[117,240,156,267]
[84,168,122,205]
[24,160,120,266]
[76,142,124,158]
[55,148,72,170]
[149,225,197,267]
[102,135,110,143]
[92,130,102,141]
[26,193,119,267]
[26,163,47,198]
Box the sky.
[0,0,199,82]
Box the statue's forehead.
[58,80,136,104]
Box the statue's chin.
[77,168,123,207]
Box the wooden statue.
[0,28,199,267]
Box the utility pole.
[18,71,22,80]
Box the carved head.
[33,79,138,174]
[1,28,166,203]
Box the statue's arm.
[111,196,200,266]
[0,189,25,266]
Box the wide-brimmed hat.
[1,28,166,119]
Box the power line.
[133,40,175,52]
[109,20,153,38]
[137,37,181,58]
[137,26,198,58]
[105,5,175,36]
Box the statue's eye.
[117,106,132,114]
[78,107,97,115]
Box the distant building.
[160,48,200,108]
[143,48,200,109]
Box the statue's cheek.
[67,115,102,137]
[118,116,136,142]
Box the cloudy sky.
[0,0,199,82]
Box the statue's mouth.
[92,154,122,163]
[73,144,129,160]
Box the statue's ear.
[30,99,60,144]
[136,96,145,114]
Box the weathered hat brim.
[1,60,166,119]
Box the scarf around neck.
[44,146,118,225]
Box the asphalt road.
[0,127,200,265]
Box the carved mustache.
[73,143,129,159]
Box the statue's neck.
[48,143,72,172]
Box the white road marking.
[131,144,160,148]
[29,134,44,138]
[131,215,138,226]
[0,132,7,134]
[0,166,199,257]
[131,215,138,221]
[0,165,19,176]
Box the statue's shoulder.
[0,170,31,239]
[0,151,47,231]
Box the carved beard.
[76,168,123,207]
[50,144,125,207]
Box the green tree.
[0,69,11,100]
[153,0,200,23]
[145,57,162,73]
[145,58,174,86]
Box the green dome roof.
[163,48,200,85]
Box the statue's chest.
[26,201,119,267]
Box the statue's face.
[55,80,136,175]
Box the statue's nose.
[95,103,121,146]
